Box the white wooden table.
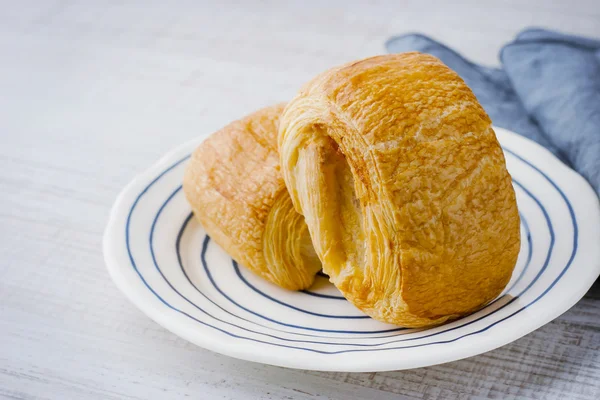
[1,1,599,399]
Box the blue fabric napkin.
[386,28,600,194]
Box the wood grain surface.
[1,1,599,399]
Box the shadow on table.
[585,277,600,299]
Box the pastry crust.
[183,104,321,290]
[278,53,521,327]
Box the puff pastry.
[278,53,521,327]
[183,104,321,290]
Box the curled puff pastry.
[278,53,521,327]
[183,104,321,290]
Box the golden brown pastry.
[278,53,521,327]
[183,104,321,290]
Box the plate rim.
[103,127,600,372]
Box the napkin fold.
[386,28,600,194]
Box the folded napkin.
[386,28,600,195]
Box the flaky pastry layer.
[183,104,321,290]
[278,53,521,327]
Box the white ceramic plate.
[104,127,600,372]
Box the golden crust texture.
[183,104,321,290]
[278,53,521,327]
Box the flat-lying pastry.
[183,104,321,290]
[278,53,520,327]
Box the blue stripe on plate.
[166,156,542,344]
[191,184,538,342]
[301,288,346,300]
[126,147,576,353]
[191,209,531,335]
[177,212,354,338]
[302,271,346,300]
[231,209,531,316]
[232,260,370,319]
[199,232,394,333]
[505,211,532,294]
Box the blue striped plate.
[104,127,600,372]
